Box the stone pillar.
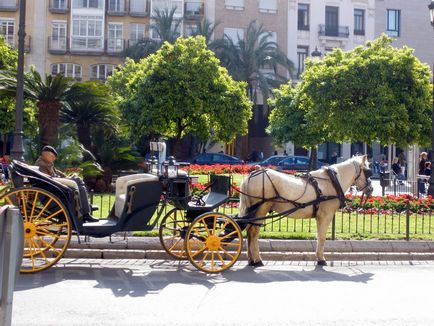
[285,142,294,156]
[341,142,351,160]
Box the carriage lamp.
[167,156,178,178]
[151,156,159,175]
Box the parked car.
[277,156,328,171]
[191,153,244,165]
[258,155,286,167]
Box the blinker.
[363,168,373,179]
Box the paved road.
[11,259,434,326]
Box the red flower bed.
[184,164,297,175]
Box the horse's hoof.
[249,260,264,267]
[317,260,327,266]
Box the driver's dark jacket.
[35,156,66,178]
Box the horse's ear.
[362,154,367,163]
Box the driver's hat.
[42,145,58,157]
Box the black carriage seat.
[114,173,159,218]
[187,175,230,211]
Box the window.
[258,0,277,13]
[224,27,244,44]
[51,0,68,9]
[108,0,124,12]
[297,46,308,78]
[325,6,339,35]
[298,4,309,30]
[224,0,244,11]
[72,0,103,9]
[129,0,147,14]
[152,0,183,17]
[0,20,14,46]
[185,1,204,16]
[71,15,104,50]
[51,22,67,50]
[184,23,198,36]
[90,64,115,80]
[129,23,145,45]
[354,9,365,35]
[387,9,400,37]
[51,63,82,80]
[107,23,123,52]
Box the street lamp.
[428,1,434,196]
[10,0,26,161]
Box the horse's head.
[352,155,374,200]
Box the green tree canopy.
[110,36,252,154]
[297,35,432,147]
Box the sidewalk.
[63,236,434,262]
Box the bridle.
[352,161,374,204]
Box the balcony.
[49,0,69,13]
[48,36,126,56]
[107,0,126,16]
[48,36,69,54]
[318,24,349,38]
[129,0,149,17]
[184,1,204,20]
[0,0,18,11]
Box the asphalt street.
[11,259,434,326]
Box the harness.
[240,164,367,226]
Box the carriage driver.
[35,146,98,223]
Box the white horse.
[239,155,373,266]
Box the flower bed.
[184,164,297,175]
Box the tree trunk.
[37,100,62,149]
[309,146,318,171]
[76,123,92,150]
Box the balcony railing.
[318,24,349,38]
[184,1,204,19]
[129,0,149,17]
[0,0,18,11]
[107,0,126,15]
[49,0,69,13]
[354,29,365,36]
[48,36,125,55]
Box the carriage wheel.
[159,208,189,259]
[185,212,243,273]
[0,187,71,273]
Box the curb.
[63,248,434,261]
[64,237,434,261]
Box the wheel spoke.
[219,245,234,259]
[32,239,50,264]
[29,191,39,222]
[36,229,61,239]
[36,235,62,256]
[33,198,53,221]
[216,251,227,267]
[211,251,215,270]
[215,220,230,235]
[40,209,63,223]
[168,237,183,252]
[20,191,29,222]
[212,216,217,235]
[200,218,211,236]
[190,245,207,258]
[4,196,14,205]
[198,249,210,266]
[219,230,238,241]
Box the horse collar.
[325,167,346,209]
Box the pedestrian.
[418,152,428,196]
[331,151,338,164]
[273,150,278,156]
[0,154,10,180]
[392,157,404,185]
[398,151,406,178]
[425,161,431,177]
[283,150,288,156]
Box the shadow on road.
[15,260,374,297]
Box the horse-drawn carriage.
[0,155,373,274]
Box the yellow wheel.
[159,208,189,259]
[0,187,71,273]
[185,212,243,273]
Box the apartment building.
[0,0,207,80]
[375,0,434,66]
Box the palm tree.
[125,7,182,61]
[60,81,120,152]
[191,18,224,51]
[218,20,294,107]
[0,67,105,148]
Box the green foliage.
[0,36,17,70]
[111,36,252,149]
[268,83,324,148]
[297,34,432,147]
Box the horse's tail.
[238,176,250,218]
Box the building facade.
[0,0,208,81]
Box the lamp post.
[428,1,434,196]
[10,0,26,161]
[308,46,322,170]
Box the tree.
[218,20,294,107]
[0,67,102,148]
[298,35,432,147]
[268,83,326,170]
[110,36,252,155]
[124,7,182,61]
[60,81,120,151]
